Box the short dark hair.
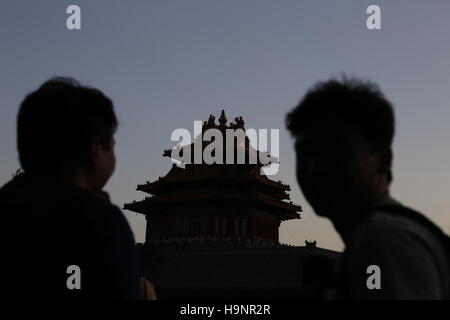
[286,76,395,180]
[17,77,118,173]
[286,76,395,149]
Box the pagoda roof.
[125,110,302,222]
[163,110,278,166]
[123,189,301,220]
[137,163,290,194]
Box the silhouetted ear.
[378,147,393,178]
[90,136,103,166]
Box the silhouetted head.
[286,76,394,223]
[17,77,118,190]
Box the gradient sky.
[1,1,449,251]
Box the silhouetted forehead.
[295,125,370,152]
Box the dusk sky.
[1,1,449,251]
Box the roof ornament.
[218,109,227,127]
[305,240,317,248]
[235,116,245,129]
[207,114,215,126]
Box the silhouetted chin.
[309,201,331,218]
[309,197,347,220]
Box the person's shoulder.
[0,173,27,195]
[71,188,135,246]
[76,188,125,223]
[354,199,443,252]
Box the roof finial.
[235,116,245,129]
[207,114,215,126]
[219,109,227,125]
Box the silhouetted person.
[286,76,450,299]
[0,77,140,299]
